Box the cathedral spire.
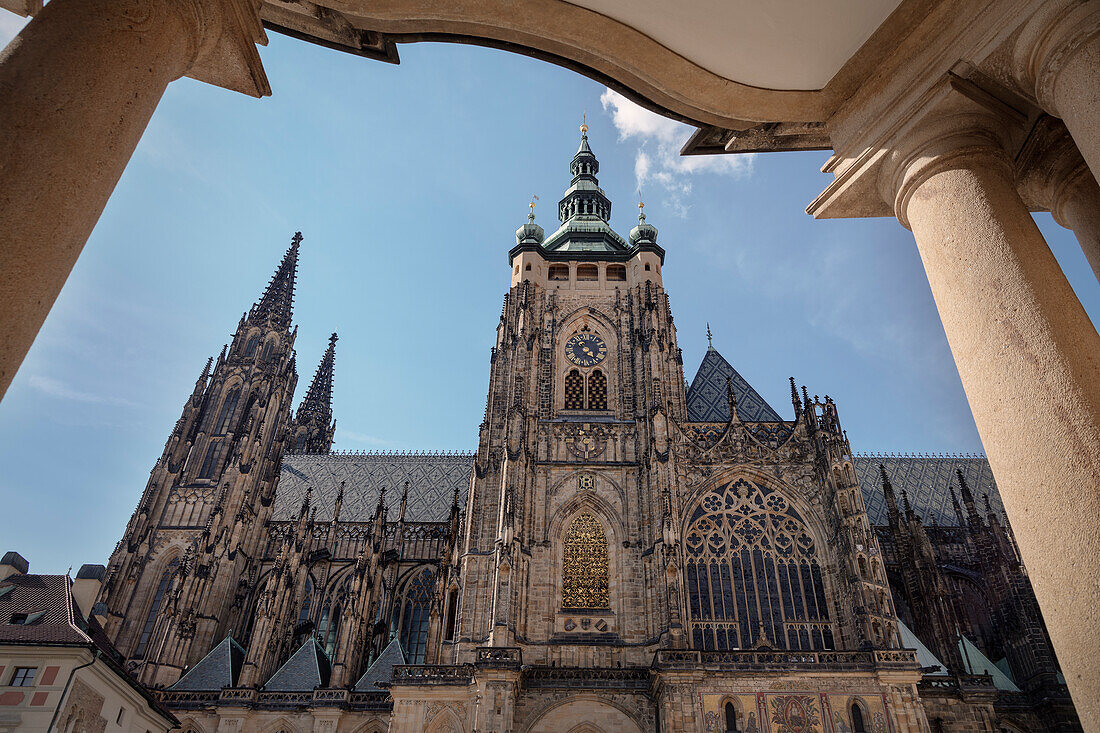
[250,232,301,331]
[557,123,611,225]
[298,332,337,423]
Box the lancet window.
[587,369,607,410]
[564,369,585,410]
[214,387,241,435]
[685,479,833,651]
[134,559,178,658]
[317,603,340,658]
[399,570,434,664]
[197,441,223,479]
[562,512,610,609]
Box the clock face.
[565,333,608,367]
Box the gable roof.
[354,638,406,691]
[855,453,1003,526]
[170,636,245,691]
[263,637,331,691]
[274,452,473,523]
[686,345,783,423]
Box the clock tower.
[451,124,688,677]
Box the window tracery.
[562,512,609,609]
[214,387,241,435]
[564,369,585,410]
[588,369,607,410]
[135,559,178,657]
[399,570,434,663]
[685,479,833,651]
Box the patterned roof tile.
[686,346,783,423]
[855,453,1003,526]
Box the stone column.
[1017,116,1100,283]
[0,0,266,401]
[1052,166,1100,283]
[1015,1,1100,183]
[885,117,1100,730]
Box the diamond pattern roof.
[686,346,783,423]
[170,636,244,691]
[855,453,1003,526]
[274,452,473,523]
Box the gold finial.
[580,111,588,135]
[637,200,646,221]
[529,194,538,221]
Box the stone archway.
[525,698,644,733]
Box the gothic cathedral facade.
[96,129,1079,733]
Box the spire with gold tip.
[629,200,658,246]
[515,195,544,245]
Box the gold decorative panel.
[564,369,585,410]
[562,512,609,609]
[588,369,607,410]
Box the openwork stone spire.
[291,332,338,455]
[298,332,337,423]
[250,232,301,331]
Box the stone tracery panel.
[562,512,610,610]
[685,478,833,651]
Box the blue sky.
[1,24,1097,575]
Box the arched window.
[260,340,274,363]
[587,369,607,410]
[198,441,222,479]
[549,264,569,281]
[134,559,179,658]
[293,433,307,453]
[214,387,240,435]
[399,570,435,664]
[607,264,626,281]
[577,264,598,281]
[562,512,609,610]
[297,579,314,626]
[564,369,585,410]
[851,703,866,733]
[725,702,739,733]
[243,334,259,357]
[858,556,868,579]
[685,479,832,651]
[444,589,459,641]
[318,603,340,658]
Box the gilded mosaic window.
[685,479,833,651]
[562,512,609,610]
[588,369,607,410]
[564,369,585,410]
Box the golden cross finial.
[580,111,588,135]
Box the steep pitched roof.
[897,619,949,675]
[354,638,406,691]
[855,454,1002,526]
[274,452,472,523]
[686,345,783,423]
[170,636,245,691]
[958,634,1021,691]
[263,638,331,691]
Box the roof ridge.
[296,449,476,458]
[855,451,987,459]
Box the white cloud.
[600,89,753,215]
[339,430,396,447]
[27,375,139,407]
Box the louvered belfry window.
[564,369,585,410]
[587,369,607,410]
[685,479,833,651]
[562,512,609,609]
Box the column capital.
[1015,115,1094,228]
[1014,0,1100,115]
[183,0,270,98]
[879,107,1015,231]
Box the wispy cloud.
[600,89,753,215]
[27,375,140,408]
[339,430,397,447]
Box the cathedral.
[95,128,1081,733]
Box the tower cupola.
[629,202,658,246]
[557,123,613,225]
[515,199,545,246]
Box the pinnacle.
[297,332,337,424]
[250,233,301,331]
